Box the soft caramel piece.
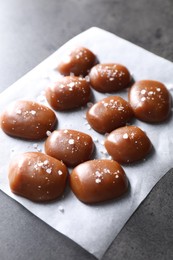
[45,76,91,110]
[86,96,134,134]
[129,80,171,123]
[89,63,131,93]
[105,125,152,164]
[8,152,68,202]
[70,159,128,204]
[1,100,57,140]
[45,129,94,167]
[57,46,98,76]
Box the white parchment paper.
[0,27,173,259]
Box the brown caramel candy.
[46,76,91,110]
[58,46,97,76]
[8,152,68,202]
[105,125,152,164]
[70,159,128,204]
[89,63,131,93]
[86,96,134,134]
[129,80,171,123]
[1,100,57,140]
[45,129,94,167]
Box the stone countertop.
[0,1,173,259]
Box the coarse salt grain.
[43,160,49,165]
[141,89,146,94]
[30,110,36,115]
[148,91,154,96]
[95,178,101,184]
[68,139,75,145]
[46,168,52,174]
[58,205,64,213]
[37,162,43,167]
[46,130,52,136]
[95,171,102,177]
[123,133,128,139]
[141,97,146,102]
[16,109,22,115]
[58,170,63,175]
[68,82,75,88]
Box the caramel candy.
[46,76,91,110]
[105,125,152,164]
[1,100,57,140]
[129,80,171,123]
[89,63,131,93]
[58,46,97,76]
[86,96,134,134]
[45,129,94,167]
[8,152,68,202]
[70,159,128,204]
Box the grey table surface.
[0,1,173,259]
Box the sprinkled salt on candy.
[95,170,102,178]
[37,162,44,167]
[30,110,36,115]
[46,168,52,174]
[16,109,22,115]
[43,160,49,165]
[86,96,133,134]
[141,97,146,102]
[141,89,146,94]
[70,159,128,203]
[103,168,110,174]
[148,91,154,96]
[46,130,52,137]
[129,80,171,123]
[58,170,63,175]
[68,82,75,88]
[95,178,101,184]
[123,133,128,139]
[115,174,119,178]
[68,139,75,145]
